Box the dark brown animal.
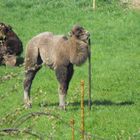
[0,22,23,66]
[24,25,90,109]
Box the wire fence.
[1,109,139,140]
[0,111,108,140]
[0,70,140,140]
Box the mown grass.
[0,0,140,139]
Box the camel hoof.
[24,100,32,109]
[59,105,66,111]
[24,103,32,109]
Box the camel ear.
[68,32,72,37]
[71,25,83,38]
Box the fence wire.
[0,68,139,140]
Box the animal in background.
[0,22,23,66]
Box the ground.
[0,0,140,139]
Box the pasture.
[0,0,140,139]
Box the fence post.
[88,38,92,111]
[93,0,96,10]
[81,80,85,140]
[70,118,75,140]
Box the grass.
[0,0,140,139]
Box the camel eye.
[78,31,82,35]
[78,29,84,35]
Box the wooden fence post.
[93,0,96,10]
[70,118,75,140]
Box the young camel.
[24,25,90,109]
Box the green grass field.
[0,0,140,139]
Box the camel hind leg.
[23,46,42,108]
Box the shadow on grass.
[69,100,134,107]
[93,100,134,106]
[39,102,58,107]
[39,100,134,110]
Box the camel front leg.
[55,64,74,110]
[55,66,68,110]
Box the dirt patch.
[120,0,140,9]
[131,0,140,8]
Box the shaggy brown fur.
[0,22,23,65]
[24,25,90,109]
